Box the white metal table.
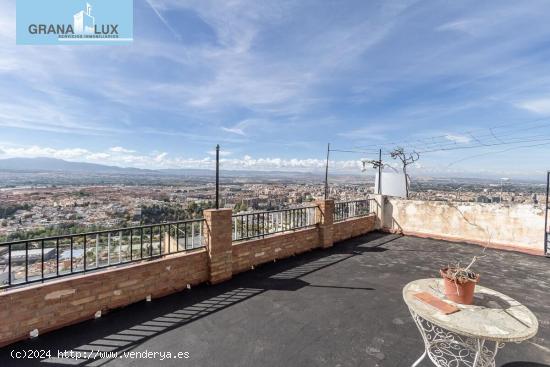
[403,279,539,367]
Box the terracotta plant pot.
[440,268,479,305]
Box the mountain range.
[0,157,330,179]
[0,157,543,183]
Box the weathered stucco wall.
[383,198,545,254]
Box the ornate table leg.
[408,308,505,367]
[411,350,427,367]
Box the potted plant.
[440,255,481,305]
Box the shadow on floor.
[0,233,382,366]
[501,363,550,367]
[353,246,388,253]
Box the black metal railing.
[334,199,375,222]
[232,207,318,242]
[0,218,205,289]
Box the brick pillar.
[203,208,233,284]
[316,199,334,248]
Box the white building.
[74,3,95,34]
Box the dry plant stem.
[464,252,486,273]
[446,203,492,278]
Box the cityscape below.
[0,160,546,243]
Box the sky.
[1,0,550,178]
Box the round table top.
[403,278,539,342]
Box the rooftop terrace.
[1,232,548,367]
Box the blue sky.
[1,0,550,177]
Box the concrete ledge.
[382,228,545,256]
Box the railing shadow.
[9,284,268,366]
[0,232,388,366]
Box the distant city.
[0,160,546,242]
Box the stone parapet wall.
[381,198,545,255]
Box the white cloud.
[436,19,485,36]
[154,152,168,162]
[2,0,550,179]
[1,146,90,160]
[110,146,136,153]
[0,100,125,136]
[114,0,411,118]
[221,127,246,136]
[207,150,232,156]
[444,134,471,144]
[338,125,396,140]
[517,98,550,115]
[1,143,546,177]
[0,3,15,40]
[221,119,267,136]
[0,144,366,172]
[86,153,111,160]
[144,0,182,40]
[221,156,363,172]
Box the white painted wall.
[381,198,545,253]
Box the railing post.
[316,199,334,248]
[203,208,233,284]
